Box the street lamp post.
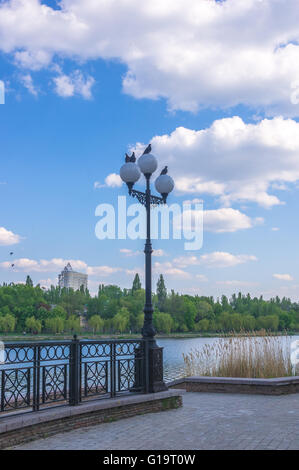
[120,145,174,392]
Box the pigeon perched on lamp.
[160,166,168,175]
[125,152,136,163]
[142,144,152,155]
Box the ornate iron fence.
[0,336,148,416]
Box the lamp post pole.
[120,145,174,392]
[143,174,155,342]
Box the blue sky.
[1,0,299,300]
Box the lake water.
[159,335,299,382]
[2,335,298,383]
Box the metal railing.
[0,336,148,416]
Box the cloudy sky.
[1,0,299,299]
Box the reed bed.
[183,330,295,378]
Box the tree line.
[0,274,298,335]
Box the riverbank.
[1,330,298,342]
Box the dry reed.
[183,330,295,378]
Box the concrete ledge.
[0,390,184,449]
[168,376,299,395]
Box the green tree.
[217,312,232,331]
[25,316,42,334]
[195,300,214,321]
[0,313,16,333]
[194,318,210,332]
[156,274,167,311]
[65,315,81,333]
[89,315,104,334]
[136,312,144,332]
[50,305,67,319]
[230,313,243,331]
[132,274,142,294]
[257,315,279,331]
[113,307,130,333]
[242,315,256,331]
[45,317,64,334]
[278,312,292,330]
[26,275,33,287]
[36,307,49,324]
[154,312,173,334]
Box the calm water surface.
[2,335,298,382]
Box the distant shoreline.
[1,331,298,342]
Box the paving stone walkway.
[12,392,299,450]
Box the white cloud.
[216,280,258,287]
[105,173,122,188]
[119,248,137,257]
[53,75,74,98]
[196,274,208,282]
[0,227,22,246]
[94,173,122,189]
[174,206,263,235]
[125,267,143,277]
[53,71,94,99]
[1,0,299,114]
[174,252,257,269]
[147,117,299,207]
[94,181,103,189]
[172,255,199,268]
[0,257,145,280]
[271,227,280,231]
[273,273,293,281]
[20,73,38,96]
[0,257,122,277]
[87,266,122,276]
[14,49,51,70]
[199,252,257,268]
[120,248,142,257]
[153,261,190,279]
[120,248,166,258]
[153,249,167,257]
[0,257,88,272]
[38,278,57,289]
[204,208,262,233]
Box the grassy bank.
[1,330,298,342]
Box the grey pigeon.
[130,152,136,162]
[142,144,152,155]
[125,153,131,163]
[160,166,168,175]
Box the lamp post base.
[147,341,168,393]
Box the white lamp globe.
[138,153,158,175]
[155,174,174,195]
[120,162,141,184]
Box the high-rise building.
[58,263,88,291]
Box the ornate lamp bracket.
[130,189,166,206]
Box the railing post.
[33,345,40,411]
[110,343,116,398]
[69,335,80,406]
[144,339,149,394]
[1,369,4,412]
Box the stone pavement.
[12,392,299,450]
